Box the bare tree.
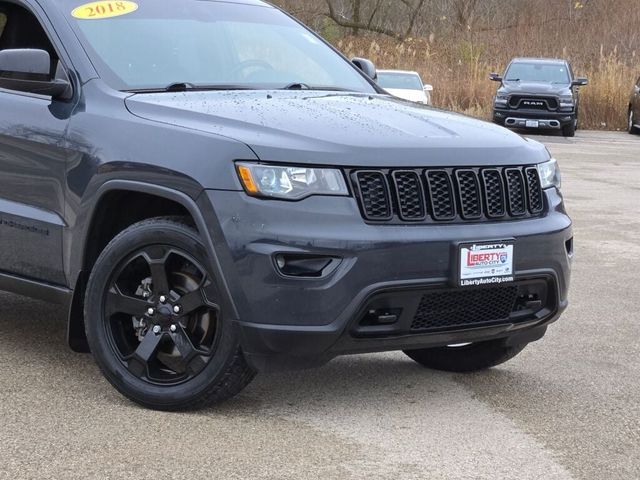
[325,0,428,40]
[453,0,478,30]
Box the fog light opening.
[361,308,403,326]
[274,254,341,278]
[515,293,542,311]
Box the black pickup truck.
[491,58,588,137]
[0,0,572,410]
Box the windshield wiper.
[124,83,256,93]
[124,82,358,94]
[280,83,356,92]
[505,78,521,82]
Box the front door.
[0,1,70,284]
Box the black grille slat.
[351,166,544,223]
[455,170,482,219]
[426,170,456,220]
[355,171,392,220]
[505,168,527,216]
[410,286,519,332]
[481,169,506,218]
[392,171,426,221]
[525,167,544,214]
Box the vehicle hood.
[125,90,549,167]
[384,88,428,104]
[499,81,571,97]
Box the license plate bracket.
[458,241,515,287]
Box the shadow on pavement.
[0,291,534,415]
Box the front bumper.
[202,189,573,372]
[494,108,576,129]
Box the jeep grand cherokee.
[0,0,572,410]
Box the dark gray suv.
[491,58,588,137]
[0,0,573,410]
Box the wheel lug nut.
[152,325,161,334]
[170,325,177,333]
[173,305,181,314]
[147,307,155,316]
[159,295,167,304]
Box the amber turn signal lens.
[237,165,259,194]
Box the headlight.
[236,163,349,200]
[537,158,561,189]
[559,95,574,111]
[494,94,509,106]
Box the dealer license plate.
[525,120,539,128]
[459,242,515,287]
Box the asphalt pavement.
[1,130,638,479]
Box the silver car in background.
[377,69,433,105]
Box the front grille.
[481,169,506,218]
[410,286,519,332]
[508,95,559,111]
[354,171,392,220]
[525,167,544,214]
[352,166,545,224]
[455,170,482,219]
[426,170,456,220]
[505,168,527,216]
[392,171,426,221]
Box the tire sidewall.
[563,122,576,137]
[85,220,240,408]
[404,338,528,373]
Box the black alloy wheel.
[104,244,220,385]
[85,217,255,410]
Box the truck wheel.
[84,217,255,410]
[562,122,576,137]
[404,338,527,373]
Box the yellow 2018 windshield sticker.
[72,1,138,20]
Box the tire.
[84,216,255,411]
[628,109,639,134]
[562,121,576,137]
[404,338,528,373]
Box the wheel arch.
[67,180,238,352]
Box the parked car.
[0,0,572,410]
[628,76,640,134]
[490,58,588,137]
[377,69,433,105]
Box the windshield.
[377,72,423,90]
[64,0,375,92]
[504,62,570,84]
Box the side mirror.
[423,84,434,92]
[0,49,72,99]
[572,77,588,87]
[489,72,503,82]
[351,57,377,80]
